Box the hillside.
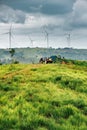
[0,63,87,130]
[0,48,87,64]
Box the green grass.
[0,63,87,130]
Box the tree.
[9,48,15,57]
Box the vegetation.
[0,48,87,64]
[0,62,87,130]
[9,48,15,57]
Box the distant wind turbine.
[44,30,49,49]
[65,33,71,48]
[0,24,12,49]
[42,26,49,49]
[28,36,34,48]
[0,24,16,59]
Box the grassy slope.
[0,63,87,130]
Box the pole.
[9,24,12,49]
[67,33,71,48]
[47,33,49,49]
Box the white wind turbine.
[0,24,16,59]
[0,24,12,49]
[42,25,50,49]
[28,36,34,48]
[65,33,71,48]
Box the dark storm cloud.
[41,0,76,15]
[0,0,76,26]
[0,0,75,15]
[0,0,87,34]
[41,4,70,15]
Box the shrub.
[73,99,86,110]
[54,76,62,83]
[0,84,11,91]
[31,68,37,71]
[13,60,19,64]
[60,105,75,119]
[61,78,83,90]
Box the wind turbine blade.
[0,32,9,35]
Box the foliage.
[0,48,87,64]
[9,48,15,57]
[0,63,87,130]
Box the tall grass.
[0,63,87,129]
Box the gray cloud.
[0,0,76,27]
[0,0,86,30]
[0,5,26,23]
[0,0,87,49]
[41,0,76,15]
[0,0,75,15]
[69,0,87,28]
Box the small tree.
[9,48,16,64]
[0,59,2,65]
[9,48,15,57]
[9,49,19,64]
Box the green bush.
[60,77,83,91]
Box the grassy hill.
[0,62,87,130]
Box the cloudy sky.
[0,0,87,49]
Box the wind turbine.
[65,33,71,48]
[28,34,36,48]
[42,25,49,49]
[0,24,12,49]
[28,36,34,48]
[44,30,49,49]
[0,24,15,59]
[42,25,53,58]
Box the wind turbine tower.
[45,30,49,49]
[42,26,49,49]
[66,33,71,48]
[28,36,34,48]
[9,24,12,49]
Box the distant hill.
[0,47,87,63]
